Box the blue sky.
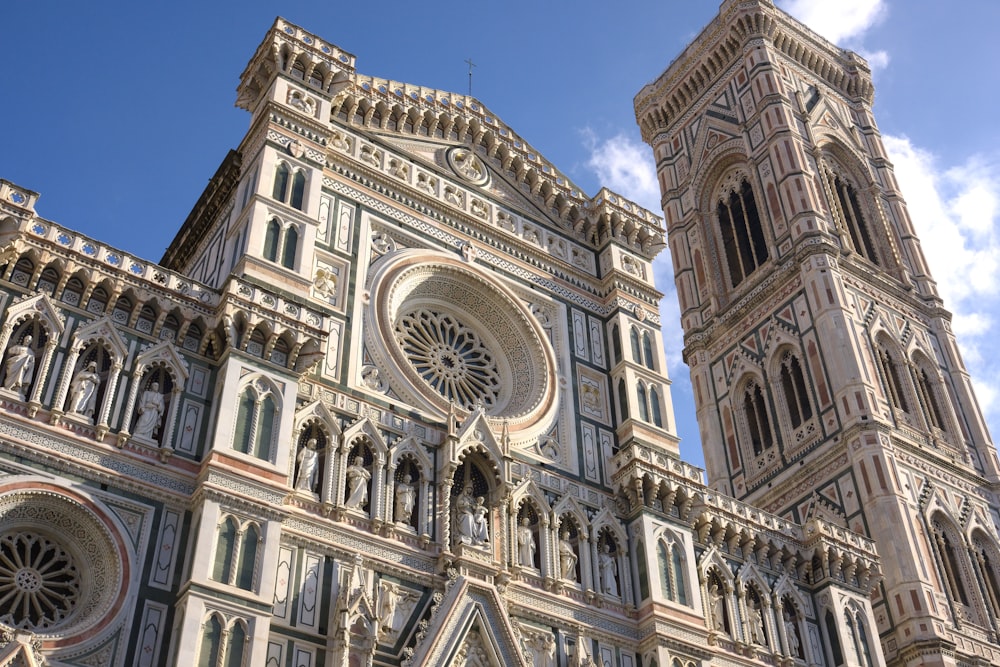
[1,1,998,469]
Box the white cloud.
[581,129,660,212]
[777,0,887,45]
[881,134,1000,425]
[580,130,688,373]
[777,0,889,69]
[581,127,1000,438]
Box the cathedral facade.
[0,1,993,667]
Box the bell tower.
[636,0,1000,664]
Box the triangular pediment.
[0,635,43,667]
[4,292,65,337]
[408,577,528,667]
[366,133,571,229]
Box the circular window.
[397,309,502,410]
[0,487,126,642]
[366,250,557,436]
[0,531,81,630]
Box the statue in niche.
[3,335,35,399]
[68,361,101,419]
[599,543,619,596]
[748,599,765,645]
[456,484,489,545]
[394,474,415,524]
[558,530,578,579]
[517,517,536,567]
[134,381,166,440]
[784,611,801,656]
[344,455,371,508]
[295,438,319,492]
[709,584,725,631]
[377,581,398,634]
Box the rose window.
[396,309,502,409]
[365,250,559,439]
[0,531,81,630]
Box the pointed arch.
[231,375,281,462]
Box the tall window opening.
[718,178,768,288]
[779,352,812,429]
[876,344,909,412]
[826,169,879,264]
[743,381,773,456]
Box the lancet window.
[876,343,909,412]
[262,218,299,270]
[778,351,812,429]
[272,161,306,211]
[743,381,773,456]
[912,363,946,431]
[211,515,260,592]
[823,167,879,264]
[717,178,768,288]
[233,381,279,461]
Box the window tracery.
[716,176,768,288]
[396,309,501,411]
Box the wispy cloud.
[581,129,686,371]
[882,136,1000,423]
[777,0,889,69]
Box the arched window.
[224,622,247,667]
[650,386,663,428]
[273,161,307,211]
[212,517,238,584]
[630,327,642,363]
[876,343,909,412]
[845,610,874,667]
[824,610,844,666]
[913,364,945,430]
[611,324,622,364]
[826,170,878,264]
[637,383,649,422]
[291,171,306,210]
[931,518,970,606]
[779,351,812,429]
[197,615,224,667]
[263,220,280,262]
[718,178,768,288]
[232,383,279,461]
[281,227,298,269]
[235,524,259,590]
[642,332,655,370]
[658,540,687,605]
[272,162,290,201]
[618,378,628,421]
[262,219,299,270]
[743,381,773,456]
[971,533,1000,618]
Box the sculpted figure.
[517,517,536,567]
[344,456,371,508]
[784,612,801,656]
[394,474,415,524]
[748,600,765,644]
[558,530,578,579]
[68,361,101,419]
[599,543,619,596]
[709,584,725,631]
[456,484,476,543]
[295,438,319,492]
[133,381,165,440]
[3,335,35,398]
[456,485,489,545]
